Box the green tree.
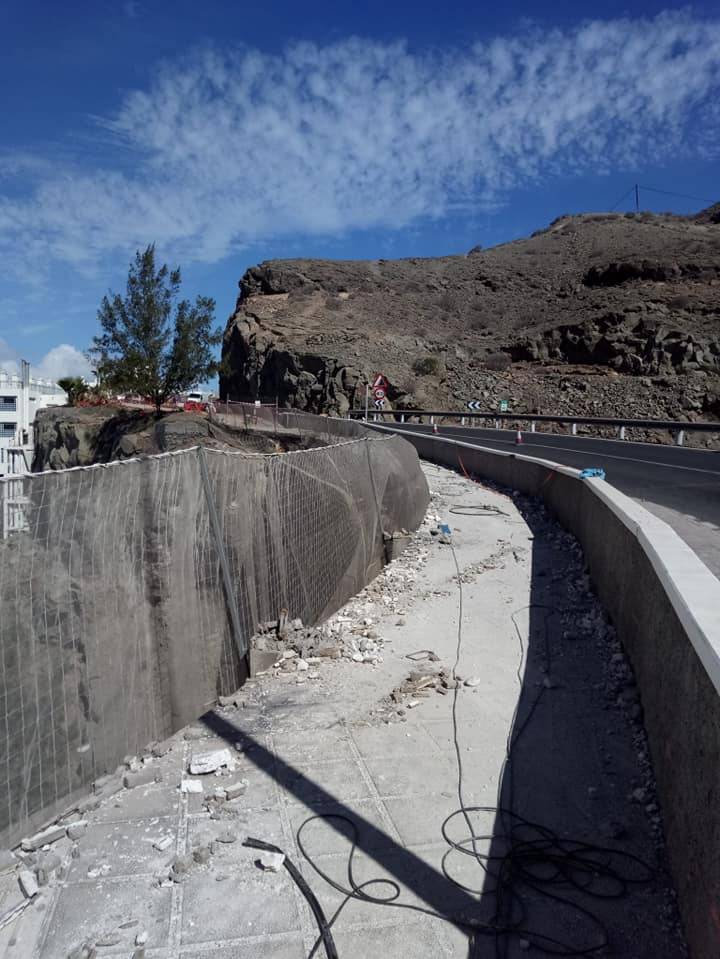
[57,376,87,406]
[90,245,221,413]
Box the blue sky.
[1,0,719,383]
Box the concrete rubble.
[0,463,688,958]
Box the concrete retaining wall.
[371,425,720,959]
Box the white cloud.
[0,11,719,279]
[34,345,92,381]
[0,340,91,382]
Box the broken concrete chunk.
[152,835,174,852]
[225,781,248,801]
[464,676,482,688]
[295,659,309,671]
[317,645,341,658]
[258,851,285,872]
[66,821,88,841]
[215,829,237,844]
[95,932,122,947]
[189,748,233,775]
[21,823,67,852]
[18,869,39,898]
[123,768,162,790]
[183,727,206,741]
[180,779,203,794]
[135,932,149,946]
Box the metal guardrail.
[348,409,720,446]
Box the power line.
[609,185,637,212]
[610,182,715,212]
[638,184,716,205]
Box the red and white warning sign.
[372,372,388,403]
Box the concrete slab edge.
[369,423,720,698]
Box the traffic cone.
[515,429,523,445]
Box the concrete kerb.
[367,423,720,959]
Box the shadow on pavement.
[201,710,482,957]
[469,494,684,958]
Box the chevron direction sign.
[467,400,482,411]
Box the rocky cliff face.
[32,407,294,471]
[220,208,720,427]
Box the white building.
[0,361,67,477]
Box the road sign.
[373,387,386,401]
[372,373,388,390]
[467,400,482,411]
[374,398,385,409]
[499,399,509,413]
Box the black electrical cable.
[243,836,339,959]
[449,504,508,517]
[293,510,656,958]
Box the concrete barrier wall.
[371,425,720,959]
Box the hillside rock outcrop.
[220,207,720,431]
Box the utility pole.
[635,184,640,212]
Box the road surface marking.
[430,430,720,477]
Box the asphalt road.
[390,423,720,577]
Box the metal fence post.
[197,446,247,661]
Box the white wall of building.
[0,361,66,476]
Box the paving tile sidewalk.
[1,464,686,959]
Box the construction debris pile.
[248,511,443,677]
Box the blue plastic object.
[579,468,606,480]
[439,523,452,536]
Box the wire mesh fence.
[0,416,428,846]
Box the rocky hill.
[220,208,720,432]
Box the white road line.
[434,430,720,477]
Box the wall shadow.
[468,493,682,958]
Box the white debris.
[180,779,204,794]
[153,835,174,852]
[225,780,248,800]
[189,748,233,775]
[295,659,309,671]
[258,851,285,872]
[464,676,482,687]
[18,869,39,899]
[66,821,88,841]
[87,863,111,879]
[21,823,66,851]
